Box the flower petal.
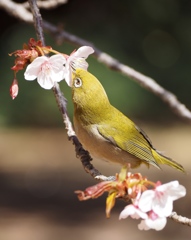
[119,205,136,219]
[24,56,48,80]
[49,54,66,66]
[119,204,148,220]
[138,219,151,231]
[157,181,186,201]
[152,194,173,217]
[74,46,94,58]
[153,181,186,216]
[64,46,94,86]
[169,185,186,201]
[156,180,179,192]
[145,217,167,231]
[24,54,66,89]
[138,190,155,213]
[138,216,167,231]
[64,68,72,86]
[50,64,66,82]
[37,71,54,89]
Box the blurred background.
[0,0,191,239]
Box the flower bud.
[10,78,19,99]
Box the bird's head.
[71,68,110,112]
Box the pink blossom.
[119,204,148,220]
[119,204,167,231]
[138,181,186,217]
[64,46,94,86]
[120,181,186,231]
[138,211,167,231]
[24,54,66,89]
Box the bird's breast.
[73,117,142,168]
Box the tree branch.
[28,0,45,45]
[27,0,102,179]
[43,20,191,124]
[1,0,191,123]
[23,0,68,9]
[1,0,191,228]
[52,83,102,178]
[169,212,191,227]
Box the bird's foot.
[95,175,116,181]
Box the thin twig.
[1,0,191,123]
[169,212,191,227]
[2,0,191,227]
[28,0,45,46]
[27,0,102,179]
[23,0,68,9]
[43,20,191,124]
[52,83,102,178]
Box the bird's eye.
[74,78,82,88]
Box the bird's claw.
[95,175,116,181]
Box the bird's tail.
[152,149,185,172]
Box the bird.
[71,68,185,172]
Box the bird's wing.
[97,124,160,168]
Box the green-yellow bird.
[71,68,184,172]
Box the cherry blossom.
[76,165,186,232]
[138,181,186,217]
[138,211,167,231]
[119,204,167,231]
[10,42,94,94]
[64,46,94,86]
[24,54,66,89]
[119,204,148,220]
[119,180,186,231]
[10,78,19,99]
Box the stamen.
[70,57,88,72]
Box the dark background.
[0,1,191,239]
[1,0,191,126]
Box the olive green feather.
[72,68,185,172]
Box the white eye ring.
[74,78,82,88]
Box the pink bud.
[10,79,19,99]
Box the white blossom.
[64,46,94,86]
[119,204,148,220]
[120,181,186,231]
[138,181,186,217]
[138,213,167,231]
[24,54,66,89]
